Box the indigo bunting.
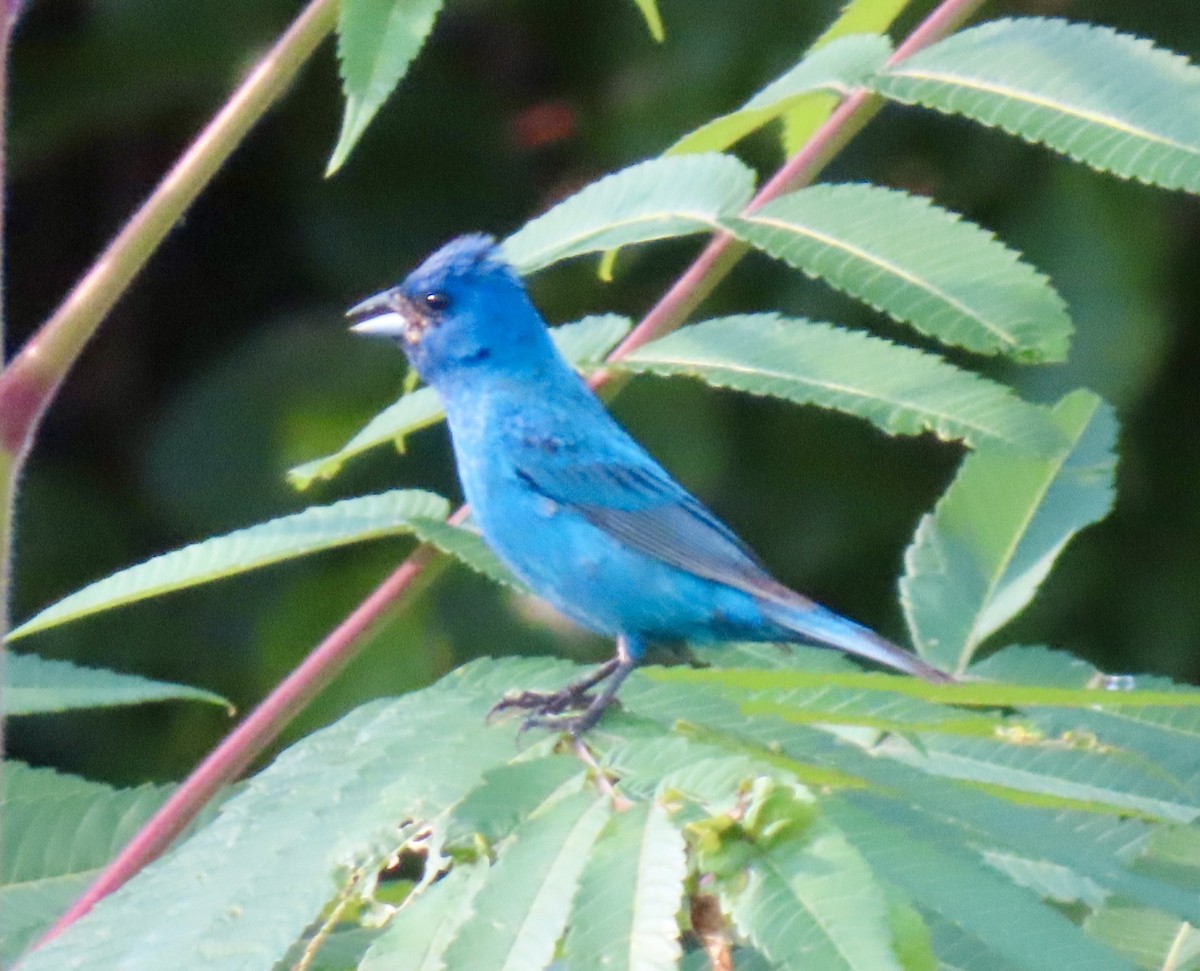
[350,234,952,734]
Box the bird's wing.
[512,449,812,608]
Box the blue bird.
[350,234,952,734]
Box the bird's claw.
[488,686,619,737]
[517,703,612,738]
[487,686,596,721]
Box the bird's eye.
[424,291,450,312]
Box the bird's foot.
[516,700,615,737]
[487,684,596,720]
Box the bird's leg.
[488,656,620,721]
[489,635,640,735]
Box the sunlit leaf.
[3,653,228,715]
[10,490,450,639]
[669,36,890,156]
[563,803,686,971]
[618,314,1063,455]
[0,763,170,963]
[900,391,1117,672]
[328,0,445,174]
[502,154,755,273]
[870,18,1200,192]
[726,184,1072,361]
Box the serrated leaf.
[359,861,490,971]
[327,0,445,174]
[724,822,904,971]
[727,184,1072,361]
[289,316,631,488]
[826,798,1135,971]
[501,154,755,274]
[627,0,664,42]
[1,763,171,963]
[650,665,1200,712]
[869,18,1200,193]
[10,489,451,639]
[17,667,535,971]
[901,391,1116,672]
[408,517,526,591]
[443,757,586,849]
[442,792,612,971]
[564,803,687,971]
[880,732,1199,823]
[617,314,1063,456]
[669,36,891,156]
[3,652,228,715]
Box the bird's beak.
[346,288,410,339]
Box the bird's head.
[348,234,549,389]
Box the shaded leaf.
[618,314,1063,455]
[4,652,227,715]
[502,154,755,273]
[289,316,631,488]
[10,490,451,639]
[900,391,1116,672]
[726,184,1072,361]
[564,803,687,971]
[870,18,1200,193]
[328,0,445,174]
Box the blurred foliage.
[7,0,1200,787]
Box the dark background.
[7,0,1199,784]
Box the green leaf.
[409,517,526,591]
[725,184,1072,361]
[442,792,612,971]
[16,667,537,971]
[359,862,490,971]
[3,652,228,715]
[1084,905,1200,971]
[617,314,1063,456]
[869,18,1200,193]
[668,36,891,156]
[812,0,913,48]
[900,391,1117,672]
[501,154,755,274]
[627,0,664,42]
[1,763,171,963]
[826,798,1135,971]
[10,489,451,639]
[327,0,445,174]
[289,316,631,488]
[563,803,687,971]
[443,757,586,849]
[723,821,904,971]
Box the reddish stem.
[37,0,987,942]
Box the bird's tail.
[760,598,955,684]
